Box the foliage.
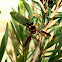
[1,0,62,62]
[0,23,8,61]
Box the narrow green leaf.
[46,26,62,50]
[53,26,62,38]
[32,0,45,28]
[40,19,45,29]
[48,54,62,62]
[24,35,31,47]
[10,12,29,25]
[26,49,36,60]
[33,39,37,47]
[56,59,62,62]
[5,23,8,45]
[38,54,42,62]
[5,59,7,62]
[55,12,62,18]
[0,11,1,14]
[10,21,22,45]
[24,34,31,59]
[19,25,23,41]
[41,55,51,58]
[17,55,24,62]
[56,18,62,25]
[0,35,5,61]
[12,20,23,41]
[0,23,8,61]
[48,0,56,8]
[48,32,62,62]
[18,5,20,14]
[32,0,41,8]
[11,7,16,11]
[6,50,13,62]
[19,0,23,14]
[45,35,59,49]
[45,0,51,15]
[44,50,54,53]
[23,0,33,20]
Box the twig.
[43,0,61,31]
[23,32,31,61]
[49,0,61,18]
[32,42,40,62]
[32,34,43,62]
[42,0,61,43]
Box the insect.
[25,21,51,36]
[10,12,51,47]
[24,21,51,46]
[25,21,36,34]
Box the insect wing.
[40,30,51,36]
[36,28,51,36]
[10,12,29,25]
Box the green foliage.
[0,11,1,14]
[9,0,62,62]
[23,0,33,20]
[1,0,62,62]
[10,12,29,25]
[0,23,8,61]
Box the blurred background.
[0,0,62,41]
[0,0,19,62]
[0,0,19,41]
[0,0,62,62]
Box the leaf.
[5,59,7,62]
[18,0,23,14]
[10,12,29,25]
[17,55,25,62]
[0,23,8,61]
[56,59,62,62]
[0,35,5,61]
[10,21,21,45]
[23,0,33,20]
[38,54,42,62]
[5,23,8,45]
[44,50,54,53]
[46,26,62,50]
[24,35,31,47]
[48,24,58,29]
[18,5,20,14]
[48,0,56,8]
[19,25,23,41]
[48,54,62,62]
[0,11,1,14]
[32,0,41,8]
[6,50,13,62]
[45,35,59,50]
[40,19,45,29]
[24,34,31,59]
[32,0,45,28]
[56,18,62,25]
[55,12,62,18]
[45,0,51,15]
[48,32,62,62]
[53,26,62,38]
[11,7,16,11]
[19,0,23,14]
[33,39,37,47]
[12,20,23,41]
[26,49,36,60]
